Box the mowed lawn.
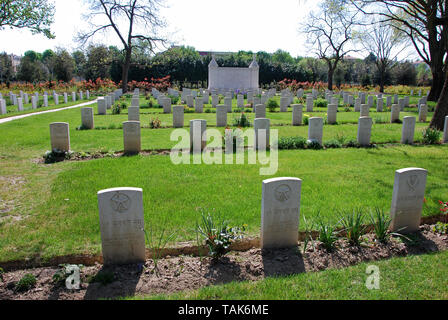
[0,96,447,262]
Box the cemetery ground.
[0,93,447,300]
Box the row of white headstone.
[0,91,92,115]
[55,114,448,157]
[96,166,428,265]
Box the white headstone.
[391,104,400,123]
[254,118,270,150]
[195,97,204,113]
[292,104,303,126]
[360,104,370,117]
[190,119,207,152]
[357,117,372,146]
[401,116,416,144]
[50,122,70,152]
[128,106,140,121]
[390,168,428,233]
[97,187,146,265]
[327,104,338,124]
[0,99,6,114]
[216,105,227,127]
[173,106,184,128]
[123,121,141,154]
[98,98,107,115]
[308,117,323,145]
[418,104,428,122]
[81,107,94,129]
[306,96,313,112]
[255,104,266,119]
[261,177,302,249]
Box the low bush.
[196,212,245,259]
[233,113,251,127]
[15,274,37,292]
[278,136,307,150]
[422,127,441,145]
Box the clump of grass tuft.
[339,209,367,246]
[317,220,338,251]
[369,208,392,243]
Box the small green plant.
[266,98,279,112]
[15,273,37,292]
[43,149,73,164]
[0,267,4,281]
[369,208,392,243]
[196,212,245,259]
[422,127,441,145]
[303,115,310,125]
[324,139,342,149]
[88,271,115,286]
[307,140,323,150]
[317,221,338,251]
[433,221,448,235]
[314,98,328,109]
[112,103,121,115]
[345,139,359,148]
[233,113,251,127]
[149,117,162,129]
[278,136,307,150]
[339,209,367,246]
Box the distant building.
[208,54,259,91]
[9,54,21,73]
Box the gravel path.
[0,99,98,125]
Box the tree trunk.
[427,68,445,102]
[121,48,132,94]
[328,68,334,91]
[430,70,448,131]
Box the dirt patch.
[0,224,447,300]
[0,175,26,217]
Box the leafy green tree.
[17,55,48,82]
[0,0,55,38]
[53,49,75,82]
[0,52,15,83]
[272,49,295,65]
[85,45,112,80]
[72,50,87,79]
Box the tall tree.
[53,49,75,82]
[350,0,447,101]
[78,0,168,93]
[0,52,15,83]
[356,20,406,92]
[302,0,359,90]
[0,0,55,38]
[350,0,448,129]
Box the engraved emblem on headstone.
[407,175,419,192]
[110,192,131,213]
[274,184,291,202]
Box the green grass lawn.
[0,94,447,263]
[133,250,448,300]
